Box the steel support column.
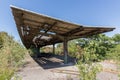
[63,37,68,64]
[53,44,55,54]
[35,46,40,58]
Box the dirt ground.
[15,53,119,80]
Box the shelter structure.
[11,6,115,63]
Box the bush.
[106,44,120,61]
[76,34,115,61]
[77,62,102,80]
[0,32,27,80]
[76,44,102,80]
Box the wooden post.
[53,44,55,54]
[63,37,68,64]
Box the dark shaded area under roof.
[11,6,115,49]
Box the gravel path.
[16,54,53,80]
[15,54,119,80]
[16,54,77,80]
[97,61,119,80]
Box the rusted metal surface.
[11,6,115,49]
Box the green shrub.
[106,44,120,61]
[76,34,115,61]
[77,45,102,80]
[0,68,14,80]
[0,32,27,80]
[77,62,102,80]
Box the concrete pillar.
[63,37,68,64]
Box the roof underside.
[11,6,115,49]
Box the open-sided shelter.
[11,6,115,63]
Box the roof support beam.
[64,26,83,36]
[23,18,72,30]
[15,13,28,47]
[67,29,101,40]
[38,22,57,39]
[33,22,58,46]
[81,30,102,37]
[70,29,101,38]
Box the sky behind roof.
[0,0,120,41]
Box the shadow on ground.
[32,53,76,69]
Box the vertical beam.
[36,46,41,58]
[53,44,55,54]
[63,37,68,64]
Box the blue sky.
[0,0,120,41]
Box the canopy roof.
[11,6,115,49]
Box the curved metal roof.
[11,6,115,48]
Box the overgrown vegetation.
[1,30,119,80]
[54,33,120,80]
[0,32,27,80]
[77,62,102,80]
[28,33,120,80]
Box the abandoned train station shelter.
[11,6,115,63]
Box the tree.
[76,34,115,61]
[113,33,120,44]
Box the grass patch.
[0,32,27,80]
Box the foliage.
[76,39,102,80]
[76,34,115,61]
[44,33,120,80]
[29,45,38,56]
[55,43,63,55]
[106,44,120,61]
[105,44,120,79]
[41,46,53,53]
[0,32,27,80]
[55,34,116,62]
[112,33,120,44]
[75,34,116,80]
[77,62,102,80]
[75,34,120,80]
[68,40,83,58]
[0,68,14,80]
